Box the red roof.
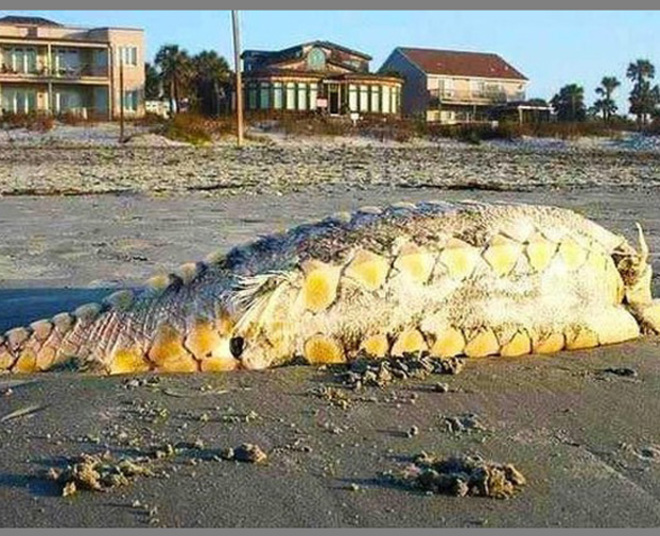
[397,47,528,81]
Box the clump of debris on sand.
[44,441,269,497]
[338,354,466,390]
[383,452,526,500]
[46,451,155,497]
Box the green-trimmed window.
[259,82,271,109]
[359,85,369,112]
[382,86,391,114]
[370,85,380,113]
[273,82,283,109]
[285,82,296,110]
[348,84,358,112]
[307,48,326,71]
[297,83,308,110]
[309,83,318,109]
[247,83,257,110]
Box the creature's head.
[615,223,653,306]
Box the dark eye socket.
[230,337,245,359]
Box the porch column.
[48,82,53,115]
[107,84,112,121]
[108,45,114,121]
[518,106,523,125]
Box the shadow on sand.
[0,287,124,333]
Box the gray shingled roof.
[0,15,62,27]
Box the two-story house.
[0,15,145,119]
[238,41,403,116]
[380,47,541,123]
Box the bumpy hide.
[2,200,658,374]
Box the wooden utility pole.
[231,10,244,147]
[119,51,125,143]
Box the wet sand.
[1,186,660,527]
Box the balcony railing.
[431,89,526,105]
[51,65,109,79]
[0,63,109,79]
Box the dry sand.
[2,137,660,196]
[1,185,660,527]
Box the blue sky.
[4,10,660,112]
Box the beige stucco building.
[0,15,145,119]
[380,47,547,123]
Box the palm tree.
[551,84,586,122]
[626,59,657,125]
[144,62,161,100]
[191,50,232,116]
[594,76,620,122]
[154,44,192,114]
[627,59,655,86]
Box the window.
[285,82,295,110]
[94,87,109,114]
[297,83,308,110]
[259,82,271,109]
[382,86,391,114]
[441,110,456,122]
[348,84,358,112]
[3,47,37,74]
[123,90,139,112]
[247,83,257,110]
[0,89,9,112]
[359,85,369,112]
[471,80,485,97]
[3,88,37,113]
[309,83,318,109]
[25,49,37,73]
[53,48,80,75]
[57,89,83,113]
[15,91,25,113]
[346,59,364,71]
[118,46,138,66]
[12,48,24,72]
[94,49,108,69]
[307,48,326,71]
[370,86,380,113]
[273,82,283,109]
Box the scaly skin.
[1,199,659,374]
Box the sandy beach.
[1,140,660,527]
[2,129,660,196]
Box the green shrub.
[160,113,237,145]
